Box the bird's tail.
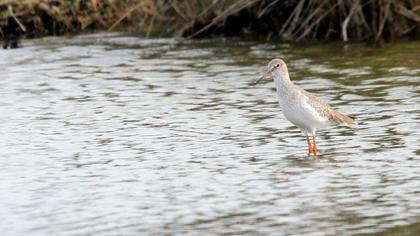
[333,112,358,126]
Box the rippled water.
[1,34,420,235]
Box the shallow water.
[1,34,419,235]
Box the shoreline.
[1,0,419,48]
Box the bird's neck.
[273,70,293,93]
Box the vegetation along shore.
[1,0,419,48]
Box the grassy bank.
[1,0,419,47]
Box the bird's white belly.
[279,97,328,130]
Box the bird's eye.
[275,64,280,68]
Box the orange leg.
[306,135,313,155]
[312,135,318,159]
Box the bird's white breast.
[276,86,329,130]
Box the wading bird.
[253,59,357,158]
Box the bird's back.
[296,85,357,126]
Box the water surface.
[1,34,420,235]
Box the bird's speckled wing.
[296,86,356,125]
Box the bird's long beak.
[250,68,273,85]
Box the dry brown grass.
[1,0,419,45]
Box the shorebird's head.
[252,58,289,85]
